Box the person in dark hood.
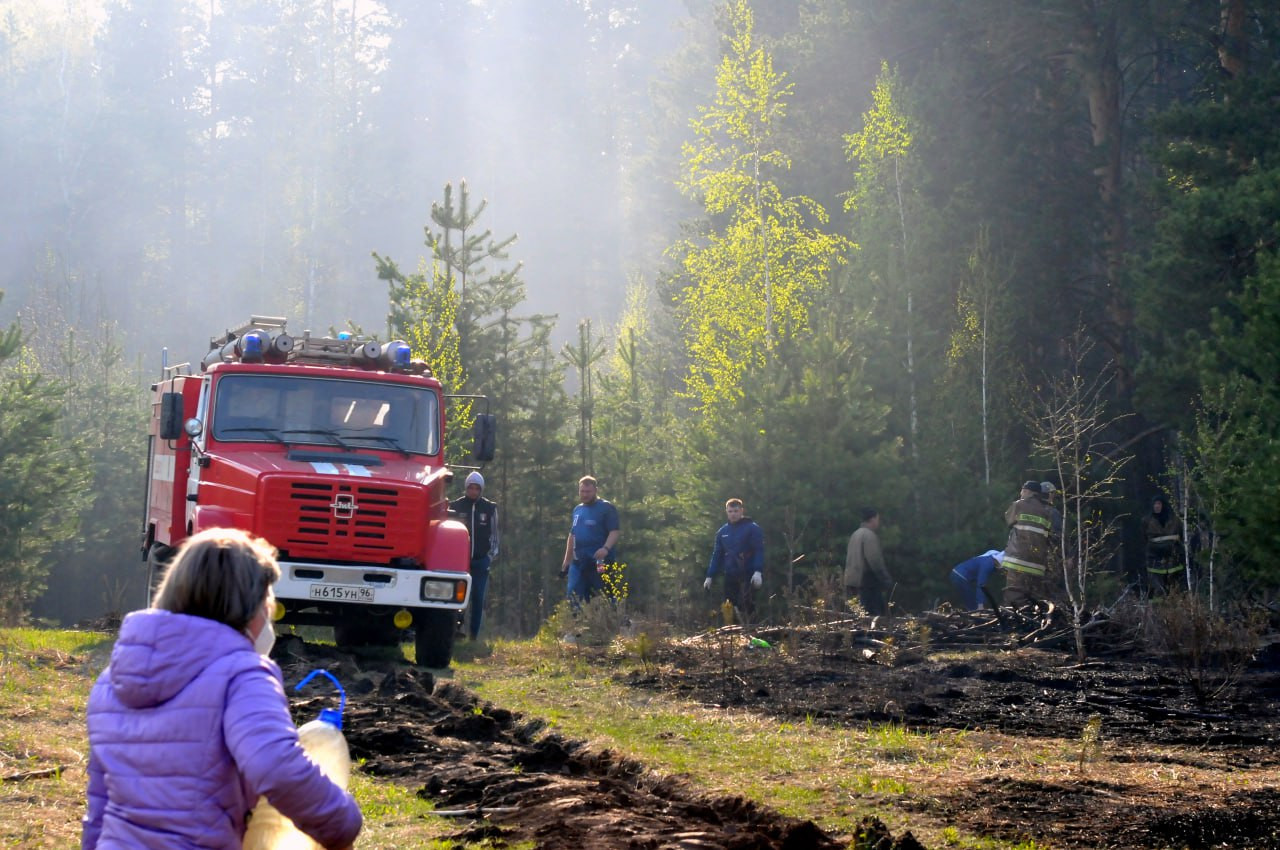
[1142,494,1182,594]
[703,498,765,621]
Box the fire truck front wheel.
[414,609,456,669]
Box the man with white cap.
[450,471,499,640]
[1040,481,1063,537]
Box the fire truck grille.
[263,480,425,558]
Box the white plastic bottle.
[243,671,351,850]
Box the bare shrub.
[1143,591,1265,706]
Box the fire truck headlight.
[183,418,203,438]
[420,578,462,602]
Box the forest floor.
[271,603,1280,850]
[4,608,1279,849]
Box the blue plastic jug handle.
[294,669,346,719]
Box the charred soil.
[273,612,1280,850]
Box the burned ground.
[276,637,859,850]
[273,609,1280,850]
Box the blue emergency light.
[239,330,267,362]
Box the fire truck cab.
[142,316,494,668]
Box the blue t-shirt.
[571,498,620,560]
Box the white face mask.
[253,621,276,657]
[251,599,276,656]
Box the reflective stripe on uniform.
[1151,535,1178,544]
[1147,564,1183,575]
[1003,556,1046,576]
[1014,523,1048,537]
[1017,513,1052,529]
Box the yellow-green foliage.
[399,257,473,464]
[845,61,913,210]
[673,0,849,413]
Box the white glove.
[703,577,712,591]
[751,571,762,588]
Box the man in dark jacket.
[1002,481,1054,607]
[450,471,499,640]
[703,498,765,620]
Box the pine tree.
[25,306,148,624]
[0,298,90,624]
[499,320,576,635]
[421,180,521,393]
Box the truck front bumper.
[273,560,470,611]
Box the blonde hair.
[153,528,280,632]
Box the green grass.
[0,628,519,850]
[451,640,937,839]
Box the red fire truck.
[141,316,494,667]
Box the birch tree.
[948,225,1015,486]
[845,62,919,463]
[672,0,847,413]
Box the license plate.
[307,583,375,603]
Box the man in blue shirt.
[703,498,765,620]
[559,476,620,604]
[949,550,1003,611]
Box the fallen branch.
[3,766,63,783]
[430,806,521,818]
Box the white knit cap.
[465,471,484,489]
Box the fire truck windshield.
[211,374,440,456]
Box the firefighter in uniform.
[1001,481,1054,608]
[1142,494,1182,595]
[449,471,499,640]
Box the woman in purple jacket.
[83,528,362,850]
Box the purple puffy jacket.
[83,609,362,849]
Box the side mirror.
[159,392,185,440]
[472,414,496,462]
